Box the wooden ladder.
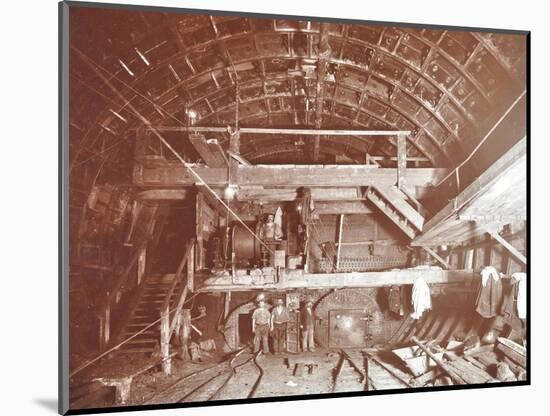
[364,185,426,239]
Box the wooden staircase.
[365,185,426,239]
[115,274,183,354]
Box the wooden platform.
[198,268,475,292]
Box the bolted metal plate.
[328,309,368,348]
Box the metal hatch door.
[328,309,368,349]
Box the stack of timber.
[374,335,527,388]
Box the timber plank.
[376,185,424,230]
[135,162,448,187]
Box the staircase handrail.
[160,237,195,323]
[159,237,195,375]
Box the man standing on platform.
[252,294,271,354]
[270,298,289,354]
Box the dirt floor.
[71,347,417,410]
[75,342,517,411]
[138,349,366,405]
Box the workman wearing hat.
[300,299,317,352]
[252,294,271,354]
[270,298,290,354]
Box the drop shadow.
[34,398,58,413]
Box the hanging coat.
[410,277,431,320]
[475,267,503,318]
[481,266,500,287]
[388,285,402,316]
[500,279,518,320]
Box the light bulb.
[224,184,238,201]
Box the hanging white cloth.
[481,266,500,287]
[274,206,283,228]
[512,272,527,319]
[410,276,431,320]
[274,206,283,239]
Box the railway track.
[332,349,369,393]
[208,350,264,401]
[143,349,265,405]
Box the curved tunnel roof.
[68,6,526,192]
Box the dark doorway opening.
[150,203,194,274]
[238,313,254,347]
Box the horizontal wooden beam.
[134,187,402,207]
[335,239,398,246]
[198,269,475,292]
[135,187,364,202]
[458,214,526,222]
[149,126,411,136]
[313,201,374,215]
[433,220,491,245]
[370,155,430,162]
[136,189,192,200]
[236,187,360,202]
[135,160,447,188]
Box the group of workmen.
[251,294,317,354]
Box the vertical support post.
[178,309,191,361]
[397,134,407,190]
[224,292,231,320]
[286,292,300,353]
[464,249,474,270]
[227,130,241,219]
[99,315,106,351]
[485,234,493,266]
[99,306,111,351]
[474,247,483,269]
[229,130,241,167]
[160,305,171,375]
[124,201,141,244]
[303,222,310,273]
[137,246,146,286]
[335,214,344,272]
[187,246,195,292]
[312,23,331,162]
[195,192,204,271]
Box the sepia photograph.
[60,1,528,413]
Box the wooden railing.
[97,205,158,351]
[98,244,144,351]
[159,238,195,375]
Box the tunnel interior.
[65,3,527,411]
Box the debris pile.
[388,335,527,388]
